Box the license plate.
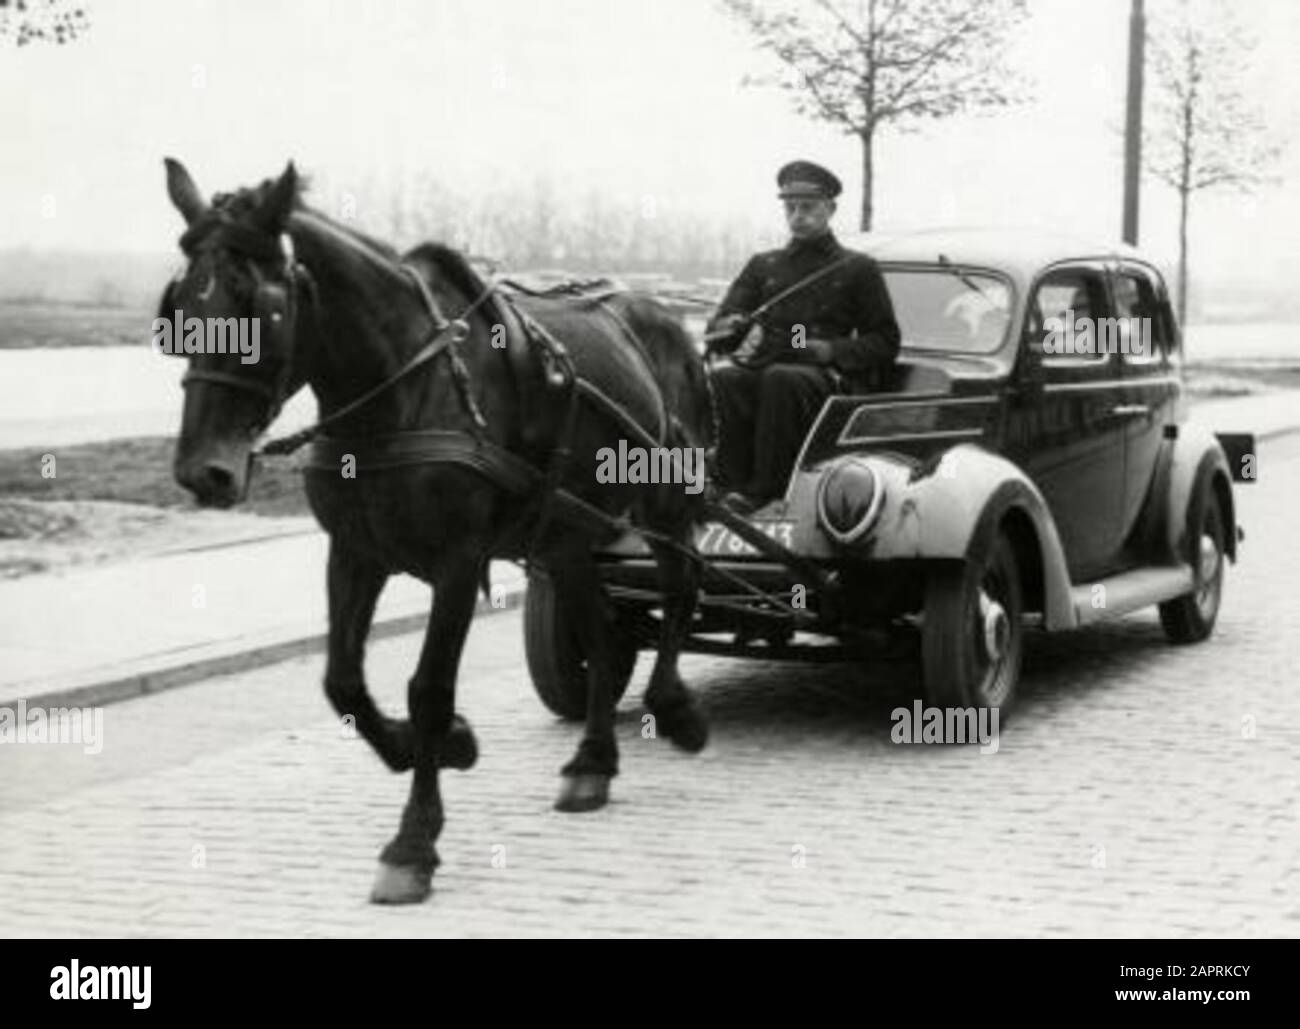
[695,520,795,556]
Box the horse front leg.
[323,538,414,772]
[643,534,709,753]
[370,551,483,904]
[550,540,620,813]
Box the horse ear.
[256,161,298,232]
[164,157,207,225]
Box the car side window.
[1026,268,1112,370]
[1112,267,1171,366]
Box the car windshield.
[882,267,1013,355]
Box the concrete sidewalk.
[0,531,527,709]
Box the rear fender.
[1164,421,1238,563]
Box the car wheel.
[922,527,1024,715]
[1159,482,1225,644]
[523,570,638,721]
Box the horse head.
[160,157,309,507]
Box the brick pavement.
[1,438,1297,937]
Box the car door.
[1009,262,1129,582]
[1109,261,1180,552]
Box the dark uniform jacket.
[707,231,902,390]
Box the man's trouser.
[711,361,838,500]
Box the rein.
[173,221,811,610]
[258,265,500,456]
[701,253,856,349]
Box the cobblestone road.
[2,438,1297,937]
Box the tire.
[922,527,1024,716]
[523,570,638,720]
[1159,482,1226,644]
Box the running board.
[1070,565,1194,627]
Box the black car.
[525,228,1256,720]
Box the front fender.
[794,445,1075,627]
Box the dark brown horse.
[161,159,712,904]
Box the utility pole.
[1122,0,1146,245]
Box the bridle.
[176,226,309,423]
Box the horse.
[160,158,713,904]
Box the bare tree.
[0,0,88,46]
[1144,0,1282,325]
[344,171,762,281]
[572,189,630,271]
[720,0,1029,230]
[521,176,563,267]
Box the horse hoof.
[666,707,709,753]
[554,773,610,813]
[369,862,432,905]
[378,718,415,773]
[439,716,478,770]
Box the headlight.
[816,458,885,545]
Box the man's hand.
[710,313,749,336]
[704,313,751,355]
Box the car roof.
[838,226,1157,286]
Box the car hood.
[593,363,1005,562]
[797,366,1003,468]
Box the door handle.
[1111,403,1150,417]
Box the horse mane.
[403,241,490,304]
[199,172,482,300]
[290,207,401,263]
[216,169,312,219]
[401,241,519,338]
[178,172,312,253]
[198,177,516,341]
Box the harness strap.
[259,270,497,456]
[571,379,663,451]
[595,298,667,446]
[500,294,669,449]
[261,332,458,456]
[303,429,632,547]
[182,369,278,400]
[304,430,540,494]
[526,375,586,558]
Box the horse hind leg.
[545,538,621,813]
[643,531,709,753]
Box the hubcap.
[1196,532,1221,614]
[979,590,1009,663]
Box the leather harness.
[176,230,684,552]
[170,223,835,622]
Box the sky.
[2,0,1298,285]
